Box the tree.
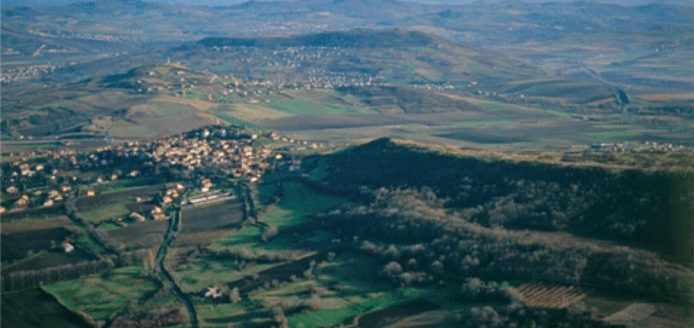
[271,306,288,328]
[229,287,241,303]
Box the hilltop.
[310,136,694,273]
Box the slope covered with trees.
[305,138,694,307]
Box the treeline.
[317,187,694,303]
[3,249,153,291]
[4,259,115,291]
[463,303,617,328]
[314,138,694,265]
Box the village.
[0,126,313,216]
[587,140,694,152]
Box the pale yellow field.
[154,96,218,111]
[2,217,77,233]
[636,93,694,101]
[225,103,293,122]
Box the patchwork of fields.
[3,149,693,328]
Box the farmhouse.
[87,190,96,197]
[15,195,29,206]
[130,212,146,222]
[204,287,224,299]
[151,206,167,220]
[43,199,54,207]
[62,242,74,253]
[6,186,19,194]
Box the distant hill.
[6,0,693,8]
[197,29,439,49]
[4,0,691,93]
[183,28,544,87]
[174,28,616,106]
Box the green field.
[182,89,208,100]
[80,200,134,224]
[43,266,159,322]
[130,102,194,117]
[287,286,427,328]
[479,101,511,111]
[213,182,345,251]
[267,99,376,116]
[447,120,519,127]
[212,110,264,130]
[170,251,280,293]
[586,130,640,142]
[195,301,251,327]
[109,120,160,138]
[72,230,109,256]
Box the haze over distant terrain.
[1,0,693,327]
[5,0,694,7]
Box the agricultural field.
[1,288,91,328]
[356,299,440,328]
[1,227,77,263]
[212,103,290,124]
[183,248,461,328]
[2,2,694,328]
[3,248,97,277]
[80,200,135,224]
[514,281,586,309]
[1,206,65,222]
[179,200,244,236]
[43,266,159,322]
[168,182,345,292]
[107,220,169,250]
[267,99,376,116]
[1,216,93,276]
[75,185,165,211]
[211,181,345,251]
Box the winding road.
[580,62,630,111]
[154,208,199,328]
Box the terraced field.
[514,281,586,309]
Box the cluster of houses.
[205,46,385,90]
[1,127,315,214]
[2,184,72,213]
[108,128,278,180]
[0,64,57,85]
[128,205,166,223]
[588,141,693,152]
[125,183,186,223]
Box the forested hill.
[301,138,694,309]
[309,138,694,266]
[197,29,441,49]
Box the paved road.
[580,62,630,111]
[154,209,199,328]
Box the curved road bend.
[154,209,199,328]
[580,62,630,110]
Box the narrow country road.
[580,61,630,111]
[154,208,199,328]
